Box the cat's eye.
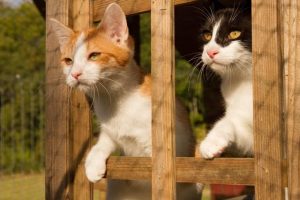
[63,58,73,65]
[88,52,101,61]
[202,32,212,42]
[228,31,241,40]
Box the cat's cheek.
[63,66,72,76]
[201,53,212,66]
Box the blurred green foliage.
[0,3,45,173]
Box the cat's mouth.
[71,80,93,92]
[213,61,231,67]
[206,59,226,67]
[71,80,88,87]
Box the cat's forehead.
[61,28,117,56]
[203,8,250,30]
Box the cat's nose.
[71,72,82,80]
[207,50,219,59]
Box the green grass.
[0,173,45,200]
[0,173,210,200]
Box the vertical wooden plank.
[45,0,72,199]
[252,0,285,199]
[151,0,176,200]
[71,1,93,200]
[286,0,300,199]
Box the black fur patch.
[200,8,252,51]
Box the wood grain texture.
[285,0,300,199]
[252,0,285,199]
[71,1,93,199]
[45,0,72,199]
[70,91,93,200]
[151,0,176,199]
[93,157,255,185]
[92,0,198,21]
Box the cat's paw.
[85,153,106,183]
[199,136,229,159]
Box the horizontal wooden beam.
[92,0,198,21]
[96,157,255,185]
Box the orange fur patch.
[140,74,152,96]
[61,32,80,58]
[85,28,132,67]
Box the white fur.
[200,18,253,159]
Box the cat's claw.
[199,136,229,159]
[85,154,106,183]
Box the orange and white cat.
[50,3,200,200]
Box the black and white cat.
[199,8,253,158]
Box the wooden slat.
[93,157,255,185]
[70,1,93,200]
[45,0,72,199]
[151,0,176,199]
[285,0,300,199]
[252,0,285,199]
[92,0,198,22]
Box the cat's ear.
[98,3,128,44]
[49,18,74,49]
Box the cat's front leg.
[85,132,116,183]
[199,117,234,159]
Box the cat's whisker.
[94,84,101,104]
[198,64,205,82]
[98,81,112,105]
[196,60,207,82]
[182,51,202,57]
[193,7,212,21]
[90,85,97,109]
[101,77,123,88]
[187,54,202,65]
[202,66,210,82]
[208,7,216,23]
[188,64,200,92]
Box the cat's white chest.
[99,90,152,156]
[222,79,253,120]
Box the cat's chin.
[67,83,91,93]
[208,62,228,75]
[78,85,91,93]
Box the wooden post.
[285,0,300,199]
[46,0,93,199]
[71,0,93,199]
[252,0,285,199]
[151,0,176,199]
[45,0,72,199]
